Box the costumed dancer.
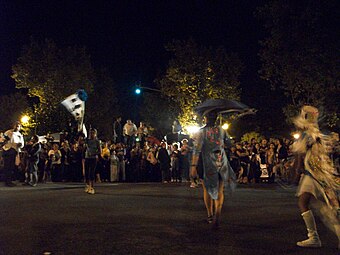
[292,105,340,249]
[190,110,236,228]
[83,128,101,195]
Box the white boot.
[297,210,322,248]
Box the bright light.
[186,125,200,135]
[222,123,229,130]
[21,115,30,124]
[135,88,141,94]
[293,133,300,140]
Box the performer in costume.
[293,105,340,249]
[190,110,236,227]
[2,121,24,186]
[83,128,101,195]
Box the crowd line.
[1,118,339,190]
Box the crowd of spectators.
[1,117,339,188]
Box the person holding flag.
[61,89,88,137]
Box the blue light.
[135,88,141,94]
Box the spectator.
[180,139,191,182]
[259,139,268,164]
[146,146,159,182]
[170,143,181,182]
[100,141,111,182]
[129,144,142,182]
[136,122,148,147]
[110,144,119,182]
[115,143,126,182]
[123,119,137,148]
[113,117,123,144]
[24,135,41,186]
[49,143,62,182]
[228,146,241,177]
[266,142,277,182]
[2,121,24,186]
[236,143,249,184]
[69,142,83,182]
[157,142,171,183]
[60,141,71,181]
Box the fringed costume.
[293,105,340,249]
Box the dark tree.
[157,39,243,130]
[257,0,339,128]
[12,38,95,134]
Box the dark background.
[0,0,288,137]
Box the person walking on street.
[190,110,236,227]
[83,128,102,195]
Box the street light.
[222,123,229,130]
[293,132,300,140]
[133,85,161,95]
[21,115,30,125]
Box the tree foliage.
[240,131,264,144]
[157,39,243,128]
[139,92,179,138]
[86,69,120,140]
[12,38,95,134]
[257,0,339,128]
[0,93,30,131]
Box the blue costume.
[193,125,236,200]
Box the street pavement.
[0,181,338,255]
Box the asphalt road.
[0,182,338,255]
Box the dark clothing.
[60,147,70,181]
[277,146,288,160]
[69,148,83,181]
[228,150,240,175]
[85,158,97,182]
[113,120,123,143]
[158,148,171,182]
[27,143,41,163]
[2,148,17,184]
[27,143,41,175]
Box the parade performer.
[83,128,101,195]
[2,121,24,186]
[190,99,251,228]
[292,105,340,249]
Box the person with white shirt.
[2,121,24,186]
[123,119,137,148]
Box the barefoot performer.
[292,105,340,249]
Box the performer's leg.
[202,180,213,223]
[298,192,312,213]
[213,179,224,227]
[297,192,321,248]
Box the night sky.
[0,0,267,99]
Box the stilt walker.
[292,105,340,249]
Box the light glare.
[21,115,30,124]
[293,133,300,139]
[222,123,229,130]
